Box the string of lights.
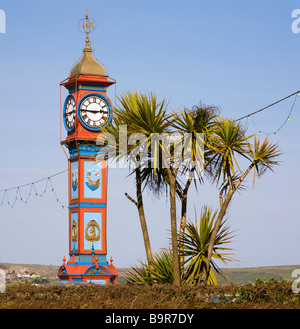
[0,170,68,210]
[235,90,300,121]
[237,90,300,135]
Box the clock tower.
[58,12,118,284]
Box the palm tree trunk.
[136,167,153,263]
[179,197,187,241]
[179,197,187,273]
[166,168,181,286]
[125,167,153,264]
[202,189,234,282]
[202,163,255,282]
[179,177,192,238]
[178,177,192,268]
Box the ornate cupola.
[68,16,107,79]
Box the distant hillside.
[217,265,300,284]
[0,263,60,277]
[1,263,299,284]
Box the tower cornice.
[61,75,115,90]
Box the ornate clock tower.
[58,13,118,284]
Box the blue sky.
[0,0,300,270]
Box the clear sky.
[0,0,300,270]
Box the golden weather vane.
[79,10,97,49]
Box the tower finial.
[69,13,106,78]
[82,10,94,50]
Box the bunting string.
[237,90,300,136]
[0,170,68,210]
[243,92,299,135]
[235,90,300,121]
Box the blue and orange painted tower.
[58,13,118,284]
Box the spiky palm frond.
[123,263,152,286]
[171,105,218,179]
[247,135,281,187]
[180,206,237,285]
[115,91,171,135]
[172,104,218,134]
[124,249,175,285]
[125,207,237,286]
[207,117,252,185]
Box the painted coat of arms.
[86,169,100,191]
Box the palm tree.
[180,206,237,285]
[124,206,236,285]
[136,103,219,286]
[168,104,218,274]
[171,105,219,237]
[201,118,281,282]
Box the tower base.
[57,253,118,285]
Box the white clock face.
[64,95,76,131]
[79,95,110,129]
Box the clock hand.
[81,109,106,114]
[64,110,76,116]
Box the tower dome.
[68,12,107,78]
[69,46,107,78]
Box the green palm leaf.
[180,206,237,285]
[207,117,252,185]
[247,135,281,187]
[125,206,237,286]
[124,249,175,285]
